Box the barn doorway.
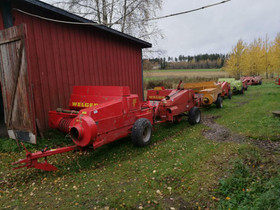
[0,24,36,143]
[0,84,8,137]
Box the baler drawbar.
[13,84,202,171]
[12,143,77,171]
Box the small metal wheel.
[240,87,244,94]
[131,118,153,147]
[228,91,232,99]
[216,96,223,108]
[188,107,201,125]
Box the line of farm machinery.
[12,78,258,171]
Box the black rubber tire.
[188,107,201,125]
[228,91,232,100]
[240,87,244,94]
[131,118,153,147]
[216,96,223,108]
[259,80,262,85]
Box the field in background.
[144,69,229,82]
[143,68,229,91]
[0,81,279,209]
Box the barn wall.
[12,10,144,130]
[0,10,4,30]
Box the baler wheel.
[131,118,153,147]
[240,87,244,94]
[259,80,262,85]
[228,91,232,99]
[216,96,223,108]
[188,107,201,125]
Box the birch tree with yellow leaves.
[270,33,280,77]
[224,35,280,78]
[223,39,246,78]
[243,38,265,76]
[262,35,272,78]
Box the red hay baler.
[241,76,262,86]
[13,85,201,171]
[217,81,232,99]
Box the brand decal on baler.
[148,95,165,100]
[72,102,98,107]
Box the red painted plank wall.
[12,10,144,130]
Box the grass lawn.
[0,81,279,209]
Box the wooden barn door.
[0,24,36,143]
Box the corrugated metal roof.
[10,0,152,48]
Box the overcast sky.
[154,0,280,57]
[43,0,280,57]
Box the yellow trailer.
[183,81,223,108]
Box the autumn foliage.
[223,33,280,78]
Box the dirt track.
[202,115,280,153]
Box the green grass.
[216,147,280,209]
[0,81,279,209]
[204,83,280,140]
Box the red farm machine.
[13,85,202,171]
[242,80,248,90]
[217,81,232,99]
[241,76,262,86]
[147,81,230,111]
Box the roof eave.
[13,0,152,48]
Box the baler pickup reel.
[12,143,77,171]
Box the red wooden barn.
[0,0,151,143]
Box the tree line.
[223,34,280,78]
[143,54,227,70]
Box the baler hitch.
[12,143,77,171]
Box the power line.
[13,8,102,26]
[13,0,231,27]
[139,0,231,22]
